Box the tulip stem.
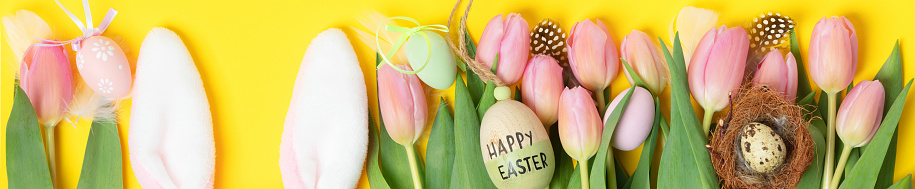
[830,144,854,189]
[44,125,57,188]
[702,109,714,137]
[404,145,423,189]
[596,89,606,116]
[823,93,837,189]
[579,159,590,189]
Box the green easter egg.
[480,100,555,189]
[404,31,457,89]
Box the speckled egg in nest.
[708,85,814,188]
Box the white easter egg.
[76,36,132,98]
[740,122,787,173]
[480,100,554,188]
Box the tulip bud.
[604,87,655,151]
[836,80,884,147]
[558,87,602,161]
[809,16,857,94]
[621,30,669,95]
[688,25,749,112]
[476,13,530,85]
[377,64,427,145]
[752,50,798,101]
[568,19,619,93]
[19,44,74,126]
[522,55,564,126]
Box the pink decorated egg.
[76,36,132,98]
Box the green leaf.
[456,57,467,72]
[367,113,392,189]
[76,119,123,189]
[790,29,812,102]
[614,158,629,189]
[468,68,486,106]
[873,41,903,188]
[6,85,53,189]
[425,99,455,189]
[476,55,499,118]
[451,74,497,188]
[659,116,669,139]
[514,86,522,102]
[464,28,477,60]
[477,83,497,118]
[839,79,913,189]
[621,59,650,93]
[623,98,662,189]
[549,124,574,189]
[797,119,827,189]
[463,28,485,106]
[590,86,636,189]
[567,164,582,189]
[657,35,719,189]
[875,41,904,114]
[888,174,912,189]
[798,90,817,107]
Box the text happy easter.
[486,131,549,180]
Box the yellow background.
[2,0,914,188]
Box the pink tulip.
[567,19,619,93]
[604,87,655,151]
[558,86,603,161]
[809,16,857,94]
[19,44,74,126]
[752,50,799,101]
[688,25,749,113]
[836,80,884,147]
[377,64,427,145]
[476,13,530,85]
[621,30,669,95]
[522,55,564,126]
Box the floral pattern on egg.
[77,36,132,98]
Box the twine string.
[446,0,506,87]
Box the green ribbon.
[375,16,449,74]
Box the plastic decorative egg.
[740,122,787,173]
[404,31,456,89]
[480,100,554,188]
[76,36,132,98]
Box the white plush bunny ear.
[129,27,215,189]
[279,28,368,188]
[2,10,52,73]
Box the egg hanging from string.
[76,36,132,99]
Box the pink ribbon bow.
[36,0,117,51]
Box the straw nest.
[708,85,815,189]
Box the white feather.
[669,6,719,66]
[2,10,52,74]
[279,28,368,189]
[129,27,215,189]
[352,10,409,64]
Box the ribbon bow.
[36,0,117,51]
[375,16,448,74]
